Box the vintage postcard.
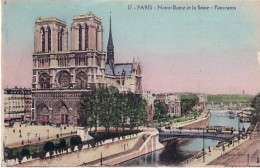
[1,0,260,167]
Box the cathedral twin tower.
[32,13,142,125]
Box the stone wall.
[14,135,140,167]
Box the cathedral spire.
[107,12,114,73]
[108,12,113,47]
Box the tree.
[181,93,199,115]
[251,93,260,124]
[20,148,30,159]
[81,87,147,133]
[70,135,82,152]
[43,141,55,158]
[153,100,168,121]
[58,138,67,153]
[82,91,97,133]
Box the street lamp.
[47,129,49,139]
[203,128,205,163]
[27,132,30,143]
[60,127,62,137]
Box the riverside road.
[208,123,260,167]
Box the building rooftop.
[4,88,32,95]
[36,17,66,25]
[73,13,102,22]
[105,63,133,76]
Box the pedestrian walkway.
[4,122,76,148]
[184,133,252,166]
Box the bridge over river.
[159,128,239,143]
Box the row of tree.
[5,136,82,163]
[78,87,147,133]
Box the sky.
[1,0,260,94]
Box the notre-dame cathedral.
[31,13,142,125]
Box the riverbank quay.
[96,113,212,166]
[4,131,143,166]
[207,122,260,167]
[2,112,212,167]
[183,135,251,166]
[183,123,259,167]
[87,112,212,166]
[87,129,164,166]
[172,110,210,129]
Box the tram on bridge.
[158,126,238,144]
[206,126,234,134]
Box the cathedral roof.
[105,63,133,76]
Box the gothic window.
[47,27,51,52]
[75,71,88,89]
[40,27,45,52]
[85,24,88,50]
[78,25,82,50]
[95,27,98,50]
[39,73,50,89]
[58,28,63,51]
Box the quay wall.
[182,116,210,129]
[10,113,211,167]
[104,134,164,166]
[13,135,140,167]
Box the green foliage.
[81,87,147,133]
[181,93,199,115]
[88,130,141,143]
[43,141,55,152]
[59,138,67,149]
[251,93,260,124]
[192,109,203,118]
[70,135,82,152]
[208,94,253,103]
[153,100,168,121]
[4,135,79,161]
[20,148,30,158]
[43,141,55,158]
[70,135,82,146]
[5,148,14,160]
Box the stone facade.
[155,93,182,117]
[165,94,181,117]
[3,88,32,118]
[32,14,106,125]
[32,13,142,125]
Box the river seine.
[117,111,250,166]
